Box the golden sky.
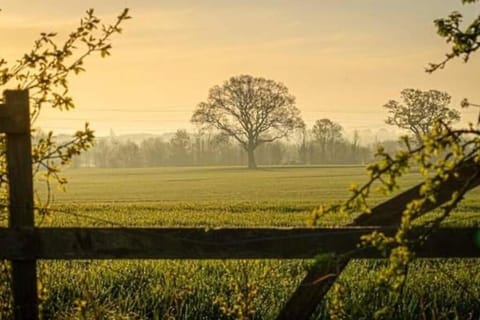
[1,0,479,137]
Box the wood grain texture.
[0,227,478,260]
[0,91,30,134]
[4,90,38,320]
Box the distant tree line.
[69,120,387,168]
[69,84,460,169]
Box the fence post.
[2,90,38,320]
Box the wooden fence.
[1,90,479,320]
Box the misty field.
[15,166,480,318]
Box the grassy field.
[3,166,480,319]
[39,165,424,228]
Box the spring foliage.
[0,8,131,219]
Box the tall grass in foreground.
[38,259,480,319]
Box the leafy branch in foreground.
[319,2,480,317]
[426,0,480,72]
[316,123,480,318]
[0,8,131,221]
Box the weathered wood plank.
[0,227,478,260]
[3,90,39,320]
[276,159,480,320]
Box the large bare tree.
[191,75,304,169]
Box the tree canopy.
[383,88,460,144]
[191,75,304,169]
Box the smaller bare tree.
[384,88,460,144]
[312,118,344,163]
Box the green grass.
[50,165,374,203]
[3,165,480,319]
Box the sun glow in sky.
[1,0,479,137]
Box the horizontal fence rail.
[1,227,479,260]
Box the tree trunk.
[247,144,257,169]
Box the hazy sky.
[1,0,479,137]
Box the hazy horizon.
[1,0,479,135]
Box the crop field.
[3,166,480,319]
